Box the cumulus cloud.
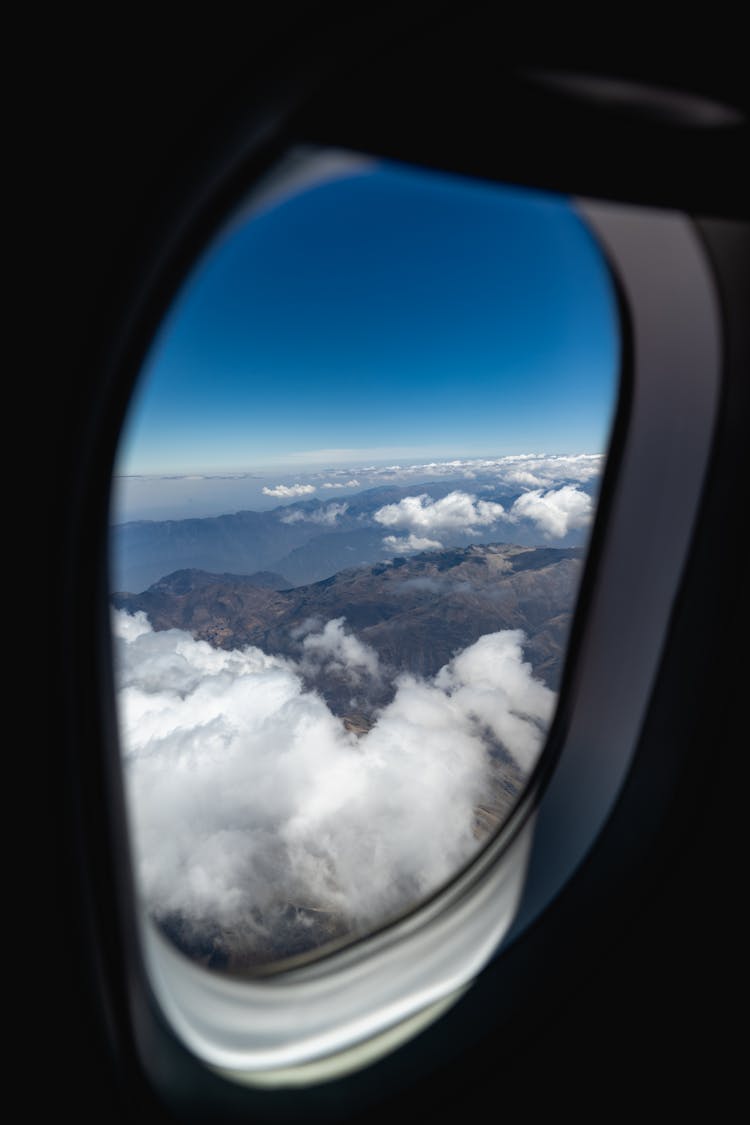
[113,610,554,961]
[507,484,593,539]
[322,479,360,489]
[280,502,349,526]
[300,616,381,684]
[382,534,443,553]
[262,483,316,498]
[374,491,505,552]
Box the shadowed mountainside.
[113,542,583,703]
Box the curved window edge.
[109,181,720,1086]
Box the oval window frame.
[101,142,720,1083]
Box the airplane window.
[109,148,620,978]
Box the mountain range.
[113,537,584,971]
[111,478,592,592]
[113,542,582,710]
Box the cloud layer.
[114,610,554,960]
[311,452,603,490]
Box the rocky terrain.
[113,543,582,706]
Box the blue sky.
[117,155,619,478]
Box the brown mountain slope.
[113,543,583,707]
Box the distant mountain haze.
[112,479,594,591]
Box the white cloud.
[328,452,603,491]
[262,483,317,498]
[482,453,603,489]
[322,479,360,489]
[432,632,554,770]
[508,484,593,539]
[306,501,348,525]
[280,502,349,526]
[502,469,549,488]
[374,491,505,544]
[113,611,554,955]
[383,534,443,553]
[301,616,381,683]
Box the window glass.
[110,151,619,974]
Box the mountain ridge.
[111,478,593,591]
[113,542,583,703]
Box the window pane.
[110,151,620,974]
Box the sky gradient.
[117,153,619,478]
